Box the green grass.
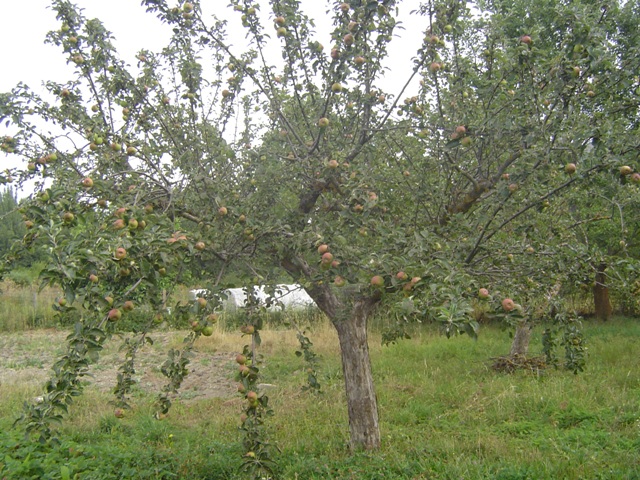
[1,318,639,479]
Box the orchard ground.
[1,307,639,479]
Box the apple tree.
[1,0,639,453]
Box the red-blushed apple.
[113,218,126,230]
[340,2,350,12]
[123,300,134,312]
[247,391,258,402]
[502,298,515,312]
[396,271,408,281]
[114,408,125,418]
[343,34,354,45]
[334,275,346,287]
[565,163,577,174]
[478,288,490,299]
[520,35,532,44]
[115,247,127,260]
[455,125,466,135]
[89,274,99,283]
[237,383,246,393]
[115,207,127,217]
[501,173,510,180]
[218,206,228,216]
[274,16,285,25]
[197,297,207,308]
[108,308,122,321]
[82,177,93,188]
[236,354,247,365]
[370,275,384,287]
[241,324,255,335]
[207,313,218,323]
[348,21,357,31]
[429,62,441,73]
[58,298,67,307]
[331,48,340,59]
[630,173,640,184]
[321,252,334,263]
[239,365,251,376]
[410,276,421,285]
[317,244,329,254]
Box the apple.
[115,247,127,260]
[183,2,193,12]
[410,277,421,285]
[526,246,535,254]
[58,298,67,307]
[348,21,358,31]
[564,163,577,174]
[520,35,532,45]
[321,252,334,263]
[429,62,441,73]
[501,173,510,180]
[340,2,350,12]
[571,66,581,77]
[24,220,34,229]
[247,391,258,402]
[501,298,515,312]
[108,308,122,321]
[276,27,287,37]
[619,166,632,176]
[508,183,518,193]
[128,218,138,230]
[403,170,410,177]
[110,142,121,152]
[201,326,214,336]
[334,275,346,287]
[396,271,408,281]
[89,274,99,283]
[123,300,134,312]
[105,296,114,305]
[370,275,384,287]
[274,16,285,25]
[429,35,439,44]
[114,408,125,418]
[460,136,472,147]
[197,297,207,308]
[218,206,228,216]
[331,48,340,59]
[343,34,354,46]
[586,90,595,97]
[327,159,339,168]
[27,162,36,171]
[241,324,255,334]
[236,354,247,365]
[331,83,343,93]
[318,117,330,128]
[113,219,126,230]
[126,146,137,156]
[630,173,640,184]
[72,54,84,65]
[354,56,366,66]
[455,125,466,135]
[63,212,75,223]
[317,244,329,254]
[444,24,453,33]
[478,288,490,299]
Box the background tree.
[1,0,638,453]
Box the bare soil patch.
[0,329,237,401]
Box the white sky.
[0,1,425,196]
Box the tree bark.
[509,321,533,357]
[593,262,612,321]
[333,299,380,450]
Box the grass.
[0,316,639,478]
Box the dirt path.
[0,329,238,401]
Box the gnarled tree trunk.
[593,262,612,321]
[509,321,533,357]
[333,299,380,450]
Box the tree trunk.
[509,321,533,357]
[333,300,380,450]
[593,262,612,321]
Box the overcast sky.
[0,0,424,94]
[0,1,425,196]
